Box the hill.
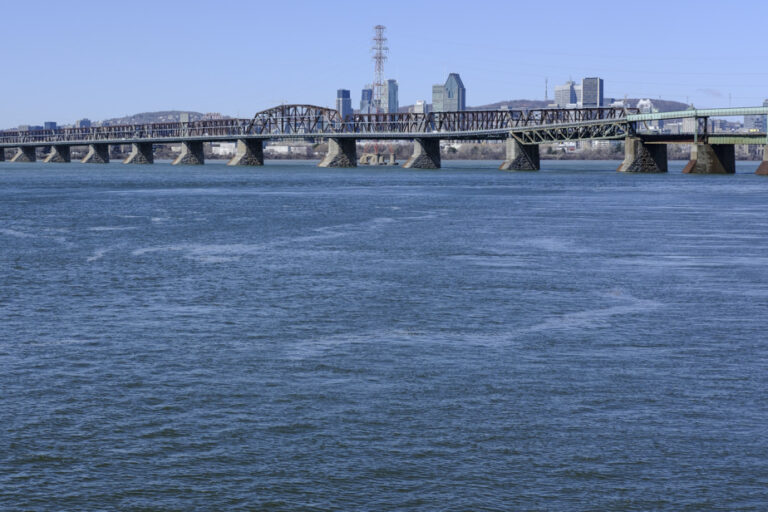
[101,111,207,126]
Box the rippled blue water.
[1,159,767,510]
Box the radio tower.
[371,25,388,113]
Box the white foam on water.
[86,248,110,262]
[519,292,662,334]
[131,216,398,262]
[0,228,35,238]
[88,227,137,232]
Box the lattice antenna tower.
[371,25,388,113]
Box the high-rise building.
[360,87,373,114]
[382,79,399,113]
[336,89,353,120]
[75,118,91,128]
[745,98,768,132]
[432,85,445,112]
[431,73,466,112]
[444,73,466,111]
[581,77,604,107]
[43,121,57,130]
[554,81,577,107]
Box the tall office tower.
[432,73,466,112]
[43,121,57,130]
[360,87,373,114]
[432,84,445,112]
[443,73,466,111]
[382,79,399,113]
[554,81,577,107]
[336,89,353,120]
[75,119,91,128]
[581,77,604,107]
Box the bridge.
[2,104,768,174]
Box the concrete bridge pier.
[499,138,540,171]
[755,146,768,175]
[403,138,441,169]
[11,146,37,162]
[318,138,357,167]
[43,145,71,163]
[683,144,735,174]
[228,139,263,166]
[82,144,110,164]
[0,149,5,162]
[123,142,154,164]
[617,137,667,173]
[173,141,204,165]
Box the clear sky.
[2,0,767,127]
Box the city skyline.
[3,0,768,127]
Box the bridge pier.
[82,143,110,164]
[173,141,204,165]
[755,146,768,175]
[499,138,539,171]
[617,137,667,173]
[43,145,71,163]
[11,146,36,162]
[123,142,154,164]
[683,144,735,174]
[318,138,357,167]
[0,149,5,162]
[403,138,441,169]
[228,139,263,166]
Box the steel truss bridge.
[0,105,638,146]
[1,105,767,172]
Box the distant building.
[744,99,768,132]
[682,105,697,133]
[75,118,91,128]
[360,87,373,114]
[412,100,428,114]
[432,84,445,112]
[382,79,399,114]
[554,81,577,107]
[432,73,466,112]
[336,89,353,120]
[581,77,604,107]
[636,98,654,113]
[44,121,57,130]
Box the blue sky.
[2,0,767,126]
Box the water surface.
[1,159,767,510]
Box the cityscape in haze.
[9,21,766,143]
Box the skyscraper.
[382,79,399,113]
[431,73,466,112]
[554,81,577,107]
[360,87,373,114]
[432,85,445,112]
[336,89,352,120]
[581,77,604,107]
